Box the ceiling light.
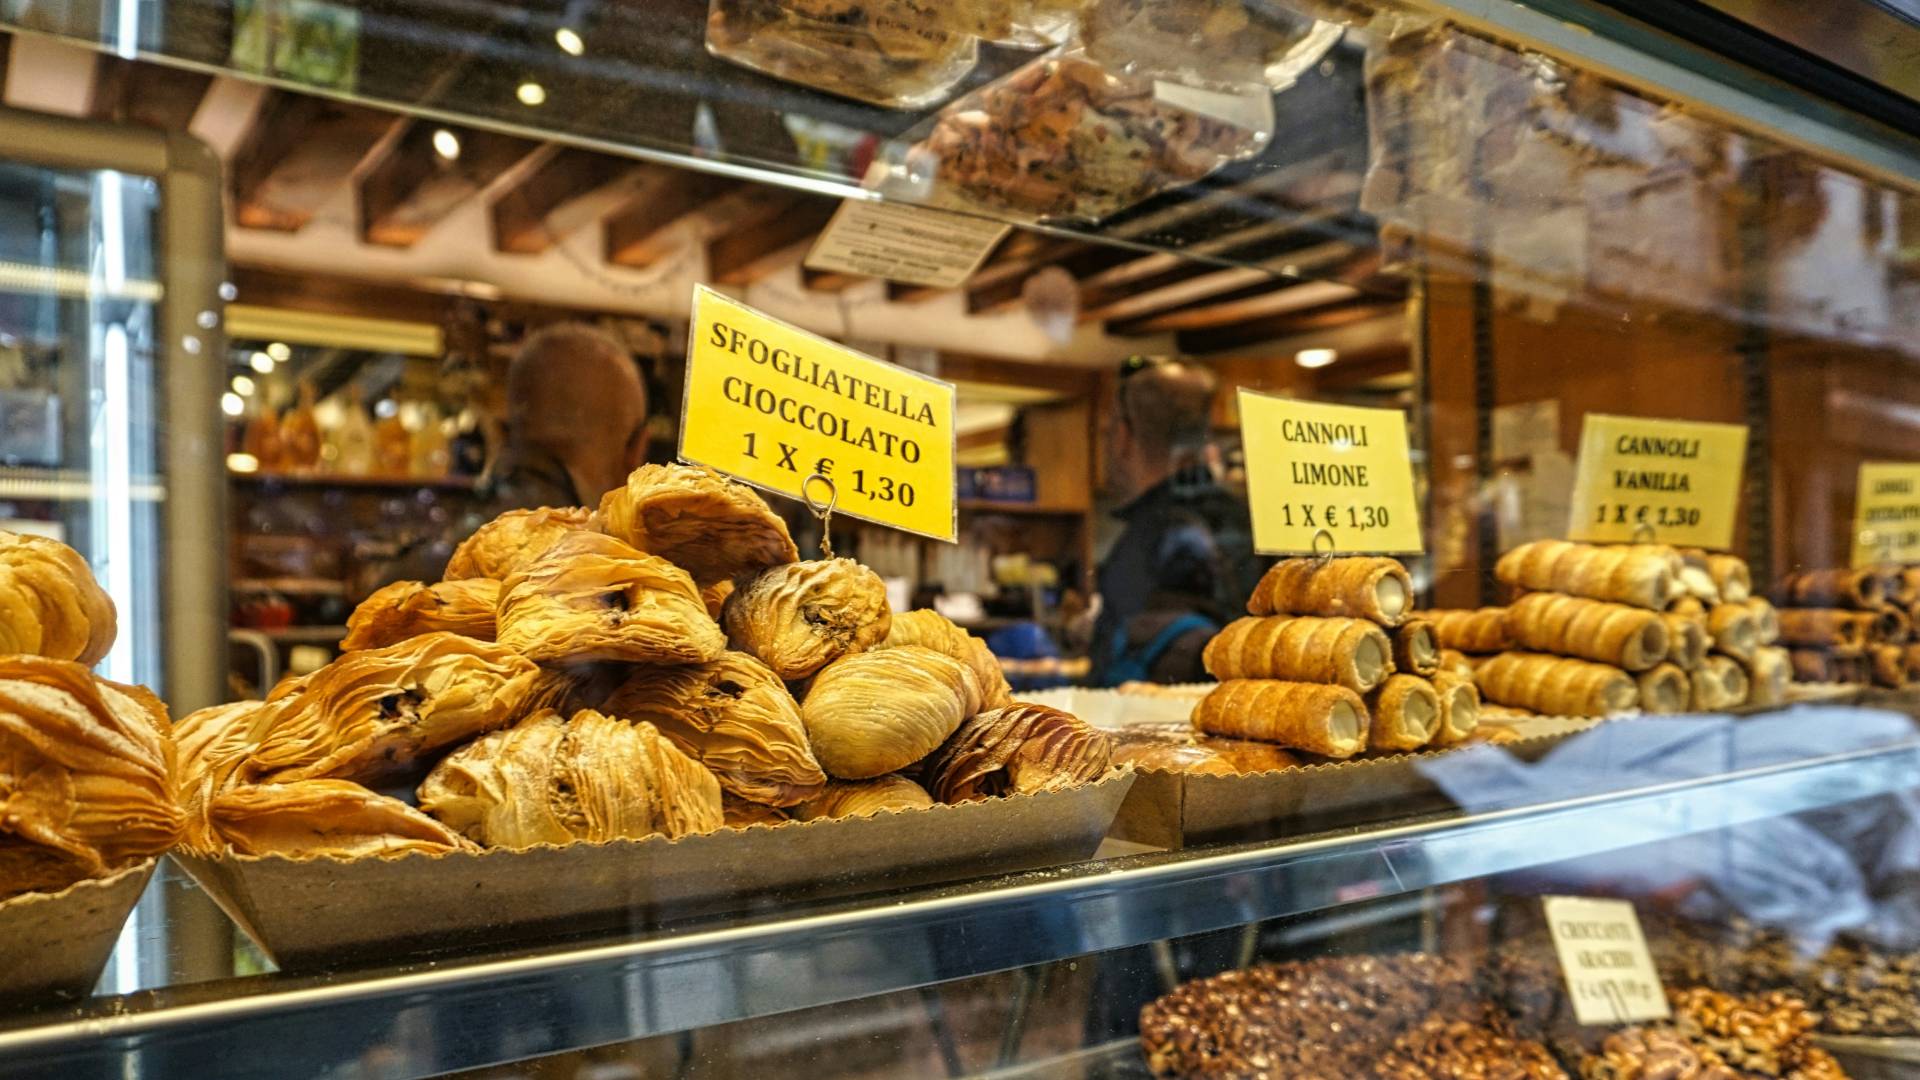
[226,452,259,473]
[266,341,291,362]
[555,27,584,55]
[231,374,256,395]
[431,128,461,161]
[249,351,274,373]
[516,81,547,107]
[220,392,244,417]
[375,398,399,419]
[1295,347,1338,369]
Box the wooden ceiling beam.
[491,147,635,255]
[967,243,1137,316]
[1309,342,1413,392]
[603,170,749,269]
[360,121,540,248]
[802,267,865,292]
[1109,251,1386,335]
[88,57,213,130]
[939,353,1100,397]
[709,197,837,285]
[229,91,402,232]
[1177,298,1407,354]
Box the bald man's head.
[507,323,649,503]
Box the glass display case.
[0,1,1917,1078]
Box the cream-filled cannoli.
[1777,609,1869,652]
[1191,679,1369,759]
[1474,652,1638,717]
[1428,670,1481,747]
[1495,540,1677,610]
[1201,616,1393,694]
[1505,593,1670,672]
[1746,647,1792,707]
[1635,663,1691,714]
[1246,557,1412,626]
[1390,619,1440,678]
[1427,607,1511,653]
[1660,612,1709,671]
[1689,655,1749,710]
[1364,675,1440,752]
[1706,604,1759,662]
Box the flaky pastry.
[721,795,790,828]
[444,506,590,581]
[0,657,181,898]
[207,780,469,859]
[724,558,891,679]
[802,646,982,779]
[922,702,1113,802]
[878,608,1014,710]
[0,530,117,665]
[419,709,722,850]
[496,530,724,665]
[701,579,736,622]
[793,775,934,821]
[596,463,798,585]
[600,651,825,806]
[341,578,500,650]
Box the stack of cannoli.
[1772,565,1920,689]
[1470,540,1784,718]
[1190,556,1481,760]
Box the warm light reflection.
[266,341,291,362]
[1296,348,1338,369]
[432,128,462,161]
[226,453,259,473]
[555,27,585,55]
[221,392,244,417]
[249,351,274,373]
[231,374,256,396]
[516,81,547,106]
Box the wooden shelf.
[229,470,479,492]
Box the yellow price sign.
[1851,462,1920,567]
[680,286,957,542]
[1238,390,1423,555]
[1567,414,1747,550]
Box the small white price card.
[1542,896,1670,1026]
[804,199,1010,290]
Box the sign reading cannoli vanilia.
[681,286,957,542]
[1567,414,1747,550]
[1237,390,1423,555]
[1850,462,1920,567]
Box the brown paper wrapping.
[1390,619,1440,678]
[1634,663,1691,714]
[1474,652,1638,717]
[0,860,155,1007]
[1706,603,1759,662]
[1505,593,1670,672]
[1246,557,1413,627]
[1427,608,1511,653]
[1661,612,1709,671]
[1777,609,1870,652]
[1689,654,1750,710]
[1494,539,1676,610]
[1428,670,1481,747]
[1200,615,1393,694]
[1191,680,1369,759]
[1364,675,1440,752]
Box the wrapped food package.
[706,0,980,109]
[1078,0,1342,92]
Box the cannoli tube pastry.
[1675,550,1719,603]
[1670,595,1706,618]
[1494,540,1676,610]
[1474,652,1638,717]
[1689,654,1750,710]
[1504,593,1671,672]
[1428,670,1480,747]
[1788,649,1840,683]
[1246,557,1413,626]
[1200,615,1393,694]
[1740,597,1779,645]
[1436,649,1478,681]
[1745,647,1792,707]
[1660,613,1709,671]
[1190,679,1369,759]
[1872,605,1912,644]
[1390,618,1440,678]
[1427,608,1511,653]
[1905,643,1920,683]
[1480,702,1538,721]
[1706,604,1759,662]
[1776,609,1869,651]
[1871,644,1908,688]
[1773,568,1884,609]
[1704,554,1752,603]
[1635,663,1691,714]
[1364,675,1440,752]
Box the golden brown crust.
[1191,679,1369,758]
[1390,619,1440,678]
[176,700,266,853]
[418,709,722,849]
[1201,615,1393,694]
[801,646,982,779]
[0,530,117,665]
[1436,648,1479,682]
[700,579,736,622]
[1364,674,1440,752]
[1504,593,1671,672]
[878,609,1012,709]
[723,559,892,679]
[596,463,798,585]
[496,530,725,665]
[1634,663,1691,714]
[1776,609,1870,652]
[792,775,933,821]
[1473,652,1637,717]
[342,579,500,651]
[1870,643,1908,689]
[444,507,590,581]
[1494,540,1676,609]
[1747,646,1792,706]
[209,780,470,858]
[0,657,181,897]
[600,651,825,807]
[1689,654,1750,709]
[1773,568,1883,609]
[1247,557,1413,626]
[1110,732,1301,775]
[1705,553,1751,603]
[721,796,789,828]
[1660,612,1709,670]
[922,703,1112,802]
[1428,669,1481,746]
[1427,608,1512,653]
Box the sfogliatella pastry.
[496,530,724,665]
[1201,615,1392,694]
[721,795,788,828]
[878,608,1014,710]
[207,780,469,858]
[0,529,117,665]
[1365,674,1440,752]
[921,702,1112,802]
[600,651,825,807]
[1247,557,1412,626]
[1428,608,1511,654]
[232,631,540,787]
[701,579,735,622]
[724,558,892,679]
[341,578,500,651]
[1474,652,1637,717]
[1495,539,1676,609]
[0,658,181,898]
[1192,679,1369,758]
[1689,654,1750,710]
[801,646,982,779]
[1428,669,1481,746]
[1504,593,1670,672]
[175,700,267,851]
[1635,662,1691,713]
[419,709,722,849]
[792,775,934,821]
[596,463,798,585]
[443,506,590,581]
[1109,730,1301,775]
[1391,618,1440,678]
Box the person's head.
[1108,356,1218,500]
[506,323,649,503]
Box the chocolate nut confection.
[723,558,892,680]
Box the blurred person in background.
[1090,357,1259,685]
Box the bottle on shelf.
[325,384,376,477]
[280,381,322,471]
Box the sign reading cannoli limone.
[1850,462,1920,567]
[1238,390,1422,555]
[1542,896,1669,1025]
[681,286,956,541]
[1568,414,1747,550]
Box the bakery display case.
[0,0,1919,1078]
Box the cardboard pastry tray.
[175,772,1133,969]
[0,859,155,1008]
[1815,1035,1920,1080]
